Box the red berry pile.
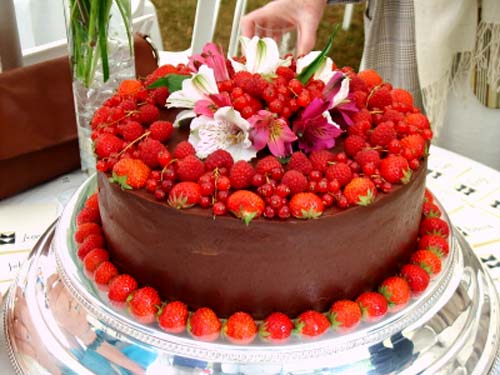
[90,62,432,223]
[73,187,451,344]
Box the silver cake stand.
[2,176,500,374]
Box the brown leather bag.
[0,34,158,199]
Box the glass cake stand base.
[2,178,500,374]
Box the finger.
[240,14,256,38]
[296,22,319,56]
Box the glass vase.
[63,0,135,174]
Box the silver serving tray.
[2,175,500,374]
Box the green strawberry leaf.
[110,173,132,190]
[147,73,190,92]
[296,24,340,85]
[357,189,375,206]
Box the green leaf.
[147,74,191,92]
[296,24,340,85]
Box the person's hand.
[241,0,327,56]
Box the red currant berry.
[336,152,348,163]
[216,176,231,191]
[328,179,340,193]
[200,196,212,208]
[158,150,172,167]
[309,170,322,182]
[269,195,283,209]
[216,190,229,203]
[264,206,276,219]
[258,183,274,198]
[308,180,318,192]
[270,167,284,181]
[252,173,265,187]
[154,189,166,201]
[409,158,420,170]
[388,139,401,154]
[161,179,173,192]
[275,184,291,198]
[200,182,215,196]
[336,194,349,209]
[278,205,290,219]
[146,179,158,193]
[213,202,226,216]
[322,193,334,207]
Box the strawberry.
[111,158,151,190]
[83,248,109,273]
[176,155,205,182]
[223,312,257,344]
[289,192,325,219]
[400,264,430,294]
[370,121,397,146]
[424,188,434,203]
[168,181,202,209]
[405,113,430,130]
[422,201,442,218]
[329,300,362,332]
[77,234,105,259]
[94,261,119,285]
[390,88,413,111]
[173,141,196,159]
[259,312,294,343]
[419,217,450,238]
[401,134,426,160]
[84,193,99,210]
[294,310,330,338]
[344,135,367,157]
[380,155,412,184]
[255,155,282,175]
[379,276,411,308]
[74,222,102,243]
[287,152,313,175]
[356,292,388,322]
[127,286,161,324]
[358,69,383,89]
[410,250,442,276]
[94,134,124,159]
[205,149,234,172]
[118,79,143,97]
[343,177,377,206]
[158,301,189,334]
[138,138,166,168]
[325,162,352,186]
[227,190,265,224]
[281,170,308,194]
[309,150,335,172]
[108,274,138,302]
[418,234,449,257]
[229,160,255,189]
[188,307,221,342]
[76,205,101,225]
[149,120,173,142]
[367,87,392,110]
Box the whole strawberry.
[259,312,294,343]
[419,217,450,238]
[168,182,202,209]
[294,311,330,338]
[83,248,109,273]
[74,222,102,243]
[422,201,442,218]
[356,292,388,322]
[108,274,138,302]
[188,307,221,342]
[111,158,151,190]
[77,234,105,259]
[410,249,442,277]
[94,261,119,286]
[329,300,362,333]
[127,286,161,324]
[400,264,430,294]
[344,177,377,206]
[380,155,412,184]
[227,190,265,225]
[379,276,411,310]
[418,234,449,257]
[158,301,189,334]
[290,192,325,219]
[223,311,257,345]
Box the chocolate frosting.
[98,161,426,319]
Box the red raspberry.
[119,98,138,112]
[405,113,430,130]
[176,155,205,182]
[136,103,160,124]
[108,274,138,302]
[382,108,405,124]
[352,109,372,124]
[229,160,255,189]
[74,222,102,243]
[83,248,109,273]
[138,138,167,168]
[94,261,119,285]
[309,150,335,172]
[91,106,112,129]
[344,135,367,157]
[150,87,169,106]
[358,69,383,89]
[370,121,397,147]
[205,150,234,172]
[94,134,124,159]
[149,121,173,142]
[367,88,392,110]
[347,120,371,139]
[256,155,282,175]
[77,234,105,259]
[287,152,313,175]
[281,170,308,194]
[173,141,196,159]
[349,75,368,93]
[119,121,144,142]
[76,206,101,226]
[391,88,413,111]
[351,91,368,109]
[355,149,381,167]
[400,134,426,160]
[325,162,353,186]
[233,71,253,89]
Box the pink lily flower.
[323,71,359,129]
[293,98,342,153]
[249,110,298,158]
[188,43,230,82]
[194,92,232,117]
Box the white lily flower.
[189,106,257,161]
[230,36,291,75]
[167,65,219,109]
[332,75,350,108]
[296,51,335,84]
